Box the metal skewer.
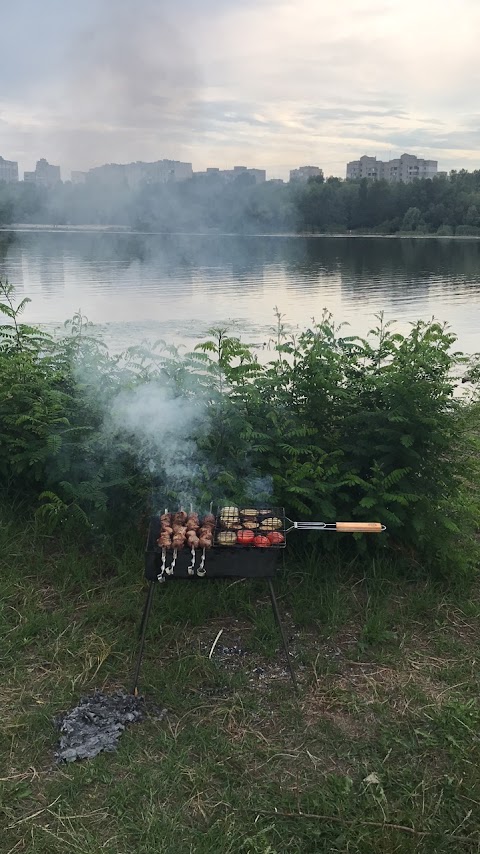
[197,548,207,576]
[167,549,177,575]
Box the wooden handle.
[335,522,383,533]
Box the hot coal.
[54,690,165,763]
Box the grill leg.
[131,580,156,696]
[267,580,299,695]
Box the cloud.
[2,0,480,177]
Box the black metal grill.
[146,506,287,581]
[133,506,385,697]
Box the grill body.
[145,516,281,580]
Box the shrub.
[198,312,480,576]
[1,282,479,575]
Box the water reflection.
[0,231,479,353]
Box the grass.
[1,512,480,853]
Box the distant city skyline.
[0,152,450,187]
[0,148,459,184]
[2,0,480,180]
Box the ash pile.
[54,690,165,763]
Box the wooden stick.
[336,522,383,533]
[209,629,224,659]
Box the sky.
[1,0,480,180]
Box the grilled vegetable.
[267,531,284,545]
[220,505,239,516]
[217,532,237,546]
[237,530,255,545]
[260,517,282,531]
[240,508,258,517]
[220,506,240,524]
[242,521,258,530]
[254,535,271,548]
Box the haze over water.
[1,231,479,355]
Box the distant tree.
[0,187,14,225]
[465,204,480,227]
[307,173,325,185]
[402,206,426,232]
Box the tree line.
[1,169,480,235]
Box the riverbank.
[2,223,480,239]
[2,511,480,853]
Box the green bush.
[197,313,480,575]
[0,281,151,534]
[1,282,479,576]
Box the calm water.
[1,230,480,354]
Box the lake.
[1,230,479,355]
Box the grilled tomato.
[254,535,271,548]
[267,531,284,545]
[237,530,255,545]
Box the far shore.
[1,223,480,240]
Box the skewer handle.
[335,522,383,533]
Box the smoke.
[106,380,208,507]
[58,0,202,170]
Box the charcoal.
[54,689,165,763]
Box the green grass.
[1,512,480,853]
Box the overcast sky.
[1,0,479,179]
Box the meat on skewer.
[160,525,173,535]
[198,525,214,538]
[158,509,215,550]
[172,524,187,536]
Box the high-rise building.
[71,171,87,184]
[193,165,266,184]
[289,166,323,183]
[0,156,19,183]
[346,154,438,183]
[87,159,193,188]
[24,158,61,187]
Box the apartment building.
[71,171,87,184]
[24,158,61,188]
[87,159,193,188]
[346,153,438,183]
[0,156,19,183]
[194,166,266,184]
[289,166,323,183]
